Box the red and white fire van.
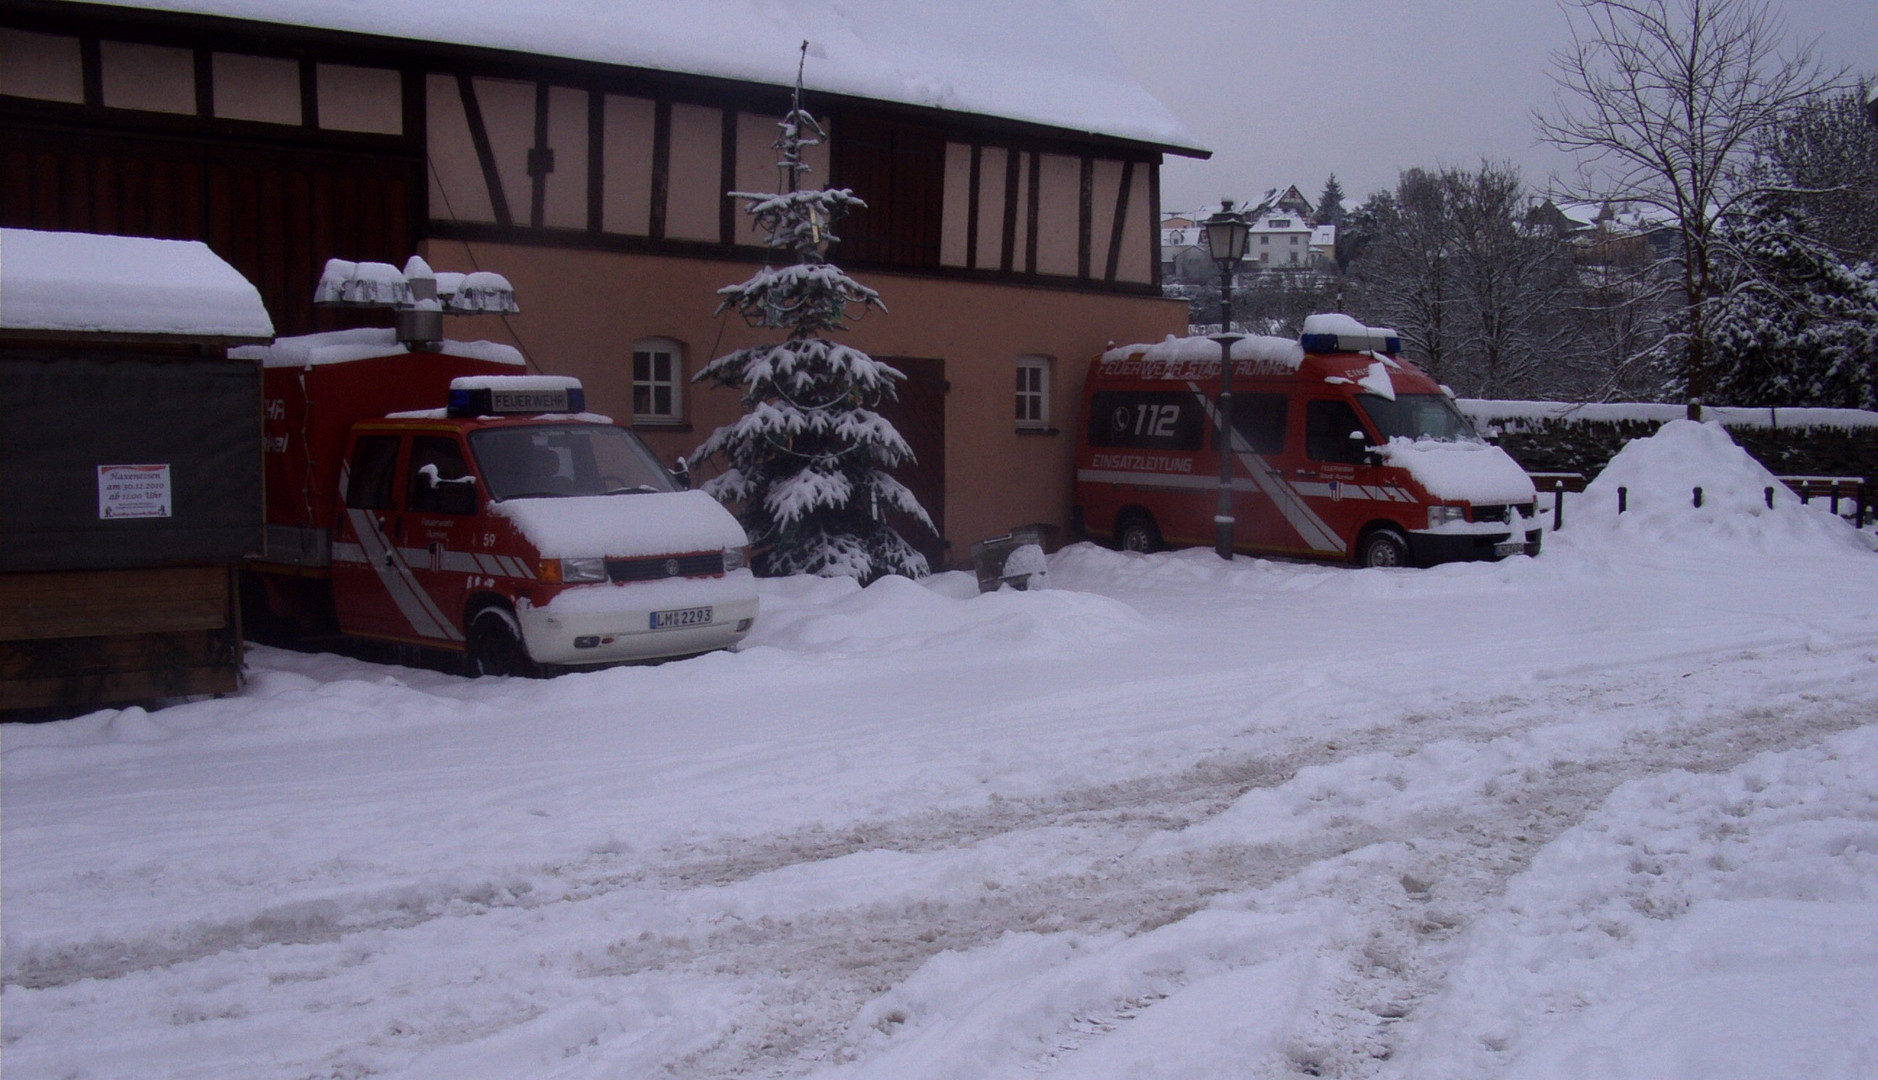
[242,328,757,674]
[1074,314,1542,567]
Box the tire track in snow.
[11,642,1874,1080]
[563,648,1878,1078]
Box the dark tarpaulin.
[2,351,262,572]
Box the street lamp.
[1203,200,1251,560]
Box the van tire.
[1117,513,1163,554]
[467,605,539,678]
[1358,528,1410,568]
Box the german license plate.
[650,605,713,630]
[1494,540,1526,557]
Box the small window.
[1306,399,1371,464]
[1016,355,1051,430]
[407,435,477,515]
[1215,392,1289,455]
[632,337,684,423]
[345,434,402,510]
[1087,391,1206,451]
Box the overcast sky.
[1082,0,1878,215]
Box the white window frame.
[1015,355,1051,431]
[632,337,684,424]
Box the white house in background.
[1244,184,1321,271]
[1159,186,1336,284]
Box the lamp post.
[1203,200,1252,560]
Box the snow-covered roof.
[84,0,1205,154]
[230,327,525,368]
[0,228,274,342]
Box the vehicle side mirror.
[669,454,691,491]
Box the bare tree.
[1536,0,1843,408]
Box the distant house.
[0,0,1208,568]
[1161,185,1336,287]
[1552,200,1679,267]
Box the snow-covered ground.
[6,421,1878,1080]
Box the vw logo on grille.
[664,558,681,577]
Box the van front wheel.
[1358,528,1410,568]
[467,606,539,678]
[1117,514,1162,554]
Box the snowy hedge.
[1457,399,1878,481]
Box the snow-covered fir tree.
[1705,198,1878,410]
[692,48,933,581]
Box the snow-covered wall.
[0,228,274,340]
[1459,399,1878,433]
[80,0,1203,153]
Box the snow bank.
[231,327,526,368]
[79,0,1201,153]
[490,489,748,558]
[1460,398,1878,432]
[1379,437,1536,504]
[0,228,274,339]
[1563,420,1872,555]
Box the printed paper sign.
[98,464,172,519]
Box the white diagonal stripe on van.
[1187,385,1346,553]
[346,508,460,642]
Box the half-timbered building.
[1,0,1205,567]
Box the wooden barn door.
[1,129,419,336]
[873,356,948,570]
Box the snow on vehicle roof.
[230,327,527,369]
[491,489,749,560]
[90,0,1204,154]
[0,228,274,341]
[1102,334,1305,371]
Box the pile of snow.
[0,228,273,340]
[1562,420,1872,555]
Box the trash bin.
[971,527,1049,593]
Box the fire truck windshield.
[470,424,678,500]
[1355,393,1480,443]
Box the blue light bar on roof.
[447,376,585,417]
[1301,329,1400,355]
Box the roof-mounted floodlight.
[313,255,520,347]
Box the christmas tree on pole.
[692,43,933,581]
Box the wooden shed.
[1,227,273,713]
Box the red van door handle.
[1294,469,1318,479]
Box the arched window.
[632,337,684,424]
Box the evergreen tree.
[1314,174,1346,227]
[692,47,933,581]
[1706,198,1878,409]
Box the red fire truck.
[1075,315,1542,567]
[242,328,757,674]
